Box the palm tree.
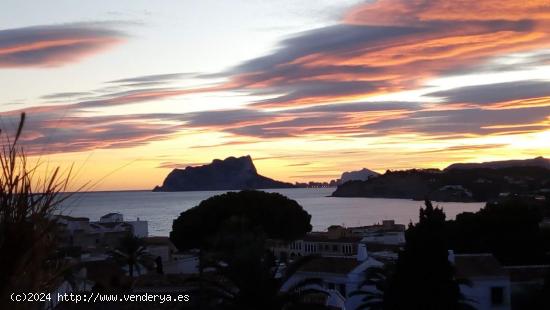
[186,250,330,310]
[111,235,148,278]
[351,264,476,310]
[350,265,391,310]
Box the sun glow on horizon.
[2,0,550,191]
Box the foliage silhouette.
[0,113,74,309]
[185,241,329,310]
[384,200,474,310]
[110,235,149,279]
[447,197,546,265]
[170,190,312,251]
[349,265,393,310]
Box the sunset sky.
[1,0,550,191]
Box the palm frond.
[285,277,324,293]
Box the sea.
[58,188,485,236]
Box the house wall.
[362,232,405,245]
[303,241,356,257]
[147,245,171,263]
[73,231,101,249]
[101,231,130,248]
[282,258,382,310]
[460,277,511,310]
[128,220,148,238]
[272,241,358,259]
[165,255,199,274]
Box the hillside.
[339,168,379,184]
[445,156,550,170]
[332,160,550,202]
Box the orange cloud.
[207,0,550,108]
[344,0,550,25]
[6,1,550,160]
[0,23,125,68]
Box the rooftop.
[143,236,176,248]
[504,265,550,283]
[56,215,90,222]
[303,233,361,243]
[93,222,132,229]
[364,242,402,253]
[350,222,406,233]
[101,213,122,218]
[455,254,508,279]
[299,257,361,275]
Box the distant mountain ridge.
[340,168,379,184]
[332,156,550,202]
[153,155,294,192]
[445,156,550,170]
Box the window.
[491,287,504,305]
[332,245,338,252]
[343,245,349,254]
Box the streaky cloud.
[0,23,125,68]
[427,80,550,105]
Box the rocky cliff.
[340,168,379,184]
[153,155,295,191]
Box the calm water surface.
[59,188,485,236]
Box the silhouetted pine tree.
[384,200,472,310]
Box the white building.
[169,252,200,274]
[141,237,200,275]
[127,218,148,238]
[270,225,362,259]
[98,213,148,237]
[54,213,148,250]
[270,221,405,262]
[454,253,511,310]
[282,243,383,310]
[99,212,123,223]
[143,237,175,263]
[349,220,405,238]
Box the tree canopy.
[447,196,547,265]
[384,200,467,310]
[170,190,312,251]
